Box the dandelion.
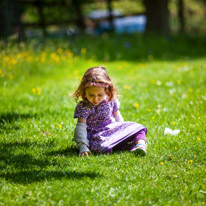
[160,162,164,165]
[57,48,63,54]
[189,160,193,163]
[175,146,177,150]
[9,74,13,80]
[32,88,36,94]
[81,48,87,54]
[197,137,201,141]
[4,56,10,62]
[40,57,46,63]
[134,102,139,109]
[11,59,17,65]
[61,56,66,61]
[177,80,181,85]
[37,87,41,95]
[148,109,151,112]
[67,51,73,58]
[58,124,62,129]
[54,56,60,63]
[189,88,193,93]
[17,53,22,59]
[172,121,176,125]
[50,52,57,60]
[123,85,131,90]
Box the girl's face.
[85,86,106,106]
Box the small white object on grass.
[164,127,180,136]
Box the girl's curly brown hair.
[72,66,118,102]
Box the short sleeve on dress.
[113,99,120,113]
[74,101,91,120]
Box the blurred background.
[0,0,206,41]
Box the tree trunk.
[35,0,47,37]
[178,0,185,33]
[72,0,85,33]
[0,0,24,39]
[107,0,114,31]
[143,0,170,36]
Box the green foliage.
[0,34,206,205]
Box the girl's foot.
[130,144,146,156]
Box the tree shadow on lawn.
[47,147,79,157]
[0,170,101,184]
[0,142,102,184]
[0,112,37,132]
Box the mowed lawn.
[0,35,206,205]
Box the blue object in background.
[88,10,147,34]
[113,15,146,33]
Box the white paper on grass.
[164,127,180,136]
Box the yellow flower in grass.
[4,56,10,62]
[160,162,164,165]
[148,109,151,112]
[9,74,14,80]
[57,48,63,54]
[123,85,131,90]
[177,80,181,85]
[11,59,17,65]
[32,88,36,94]
[67,52,73,58]
[37,87,41,95]
[189,160,193,163]
[81,48,87,54]
[174,146,177,150]
[58,124,62,129]
[54,56,60,63]
[189,88,193,93]
[134,102,139,109]
[197,137,201,141]
[151,80,155,84]
[172,121,176,125]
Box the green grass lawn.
[0,34,206,205]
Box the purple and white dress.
[74,99,147,153]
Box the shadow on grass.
[47,147,78,157]
[0,141,102,184]
[0,112,37,132]
[0,141,53,171]
[0,112,37,124]
[0,170,102,184]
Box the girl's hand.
[79,151,89,157]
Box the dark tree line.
[0,0,204,39]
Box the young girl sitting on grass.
[72,66,147,157]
